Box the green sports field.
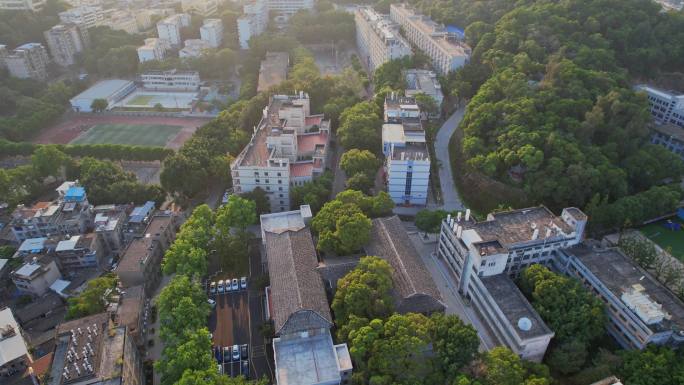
[639,217,684,261]
[126,95,156,106]
[70,124,183,147]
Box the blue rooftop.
[446,25,465,39]
[130,201,155,223]
[64,187,86,202]
[18,237,47,253]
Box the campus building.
[137,37,170,63]
[0,0,44,11]
[257,51,289,92]
[44,23,90,67]
[267,0,313,19]
[237,0,268,49]
[382,95,430,205]
[261,207,353,385]
[436,206,587,361]
[179,39,212,58]
[11,254,63,297]
[156,13,190,47]
[69,79,136,112]
[355,6,411,72]
[59,6,106,29]
[140,69,201,91]
[650,123,684,160]
[404,69,443,111]
[231,93,330,212]
[636,84,684,128]
[0,308,32,377]
[1,43,49,80]
[200,18,223,48]
[103,10,147,34]
[389,4,471,74]
[181,0,217,17]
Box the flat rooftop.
[274,333,341,385]
[260,207,310,235]
[0,307,29,367]
[70,80,134,101]
[653,123,684,142]
[391,142,429,161]
[481,274,553,339]
[567,244,684,332]
[405,69,442,97]
[258,51,289,93]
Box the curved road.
[435,106,467,211]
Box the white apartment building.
[0,0,44,11]
[179,39,211,58]
[382,95,430,205]
[267,0,313,19]
[404,69,443,110]
[355,7,412,73]
[44,23,90,67]
[0,308,32,377]
[11,255,62,296]
[181,0,217,17]
[635,84,684,129]
[390,4,471,74]
[140,69,200,91]
[156,13,190,47]
[200,18,223,48]
[59,6,106,29]
[2,43,49,80]
[137,38,170,63]
[231,93,331,212]
[237,0,268,49]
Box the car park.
[240,344,248,360]
[240,277,247,290]
[226,280,233,292]
[218,280,224,293]
[223,346,232,363]
[231,278,239,291]
[232,345,240,361]
[210,281,216,294]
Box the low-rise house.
[93,207,126,256]
[404,69,443,114]
[115,285,145,347]
[0,307,32,377]
[11,255,62,297]
[54,233,104,271]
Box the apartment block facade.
[11,255,62,296]
[267,0,313,18]
[156,13,190,47]
[0,0,44,11]
[2,43,49,80]
[390,4,470,74]
[137,38,170,63]
[54,233,104,270]
[355,6,411,72]
[636,84,684,128]
[59,6,106,29]
[140,69,200,91]
[200,18,223,48]
[237,0,268,49]
[44,23,90,67]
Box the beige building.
[355,6,411,72]
[2,43,49,80]
[0,0,44,11]
[181,0,217,17]
[59,6,106,29]
[137,38,170,63]
[44,23,90,67]
[11,255,63,297]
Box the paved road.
[435,106,467,211]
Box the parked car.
[241,361,249,379]
[210,281,216,294]
[207,299,216,308]
[223,346,232,363]
[232,278,239,291]
[240,277,247,290]
[241,344,248,360]
[218,280,224,293]
[232,345,240,361]
[226,279,233,292]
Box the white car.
[207,299,216,308]
[225,280,233,292]
[240,277,247,290]
[210,282,216,294]
[217,280,224,293]
[231,278,239,291]
[232,345,240,361]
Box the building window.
[255,179,260,183]
[279,187,283,191]
[264,172,269,176]
[265,179,269,184]
[277,172,281,177]
[278,180,282,184]
[254,172,259,176]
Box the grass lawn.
[639,217,684,261]
[70,123,182,147]
[126,95,156,106]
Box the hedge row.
[0,140,173,161]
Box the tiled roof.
[297,132,328,154]
[290,163,314,178]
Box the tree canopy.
[66,275,117,320]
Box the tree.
[340,149,381,177]
[66,275,117,319]
[215,194,257,231]
[619,345,684,385]
[240,187,270,215]
[546,339,589,375]
[163,205,214,276]
[155,328,214,385]
[483,347,526,385]
[332,256,394,339]
[345,172,374,194]
[156,275,209,327]
[415,209,449,233]
[90,98,108,112]
[312,198,372,255]
[430,313,479,379]
[619,236,658,270]
[31,145,68,177]
[414,92,439,117]
[337,101,382,153]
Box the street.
[435,106,467,211]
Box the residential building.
[0,0,44,11]
[46,312,142,385]
[114,214,176,295]
[0,308,32,377]
[231,93,331,212]
[11,255,62,296]
[156,13,190,47]
[125,201,156,236]
[257,51,289,92]
[237,0,268,49]
[382,95,429,205]
[54,233,104,270]
[140,69,201,91]
[650,123,684,161]
[104,10,140,34]
[93,207,126,256]
[261,207,353,385]
[70,79,136,112]
[200,18,223,48]
[44,23,89,67]
[355,6,411,72]
[404,69,443,111]
[181,0,217,17]
[179,39,212,58]
[635,84,684,129]
[9,183,93,242]
[436,206,588,361]
[3,43,49,80]
[59,6,106,29]
[556,244,684,349]
[267,0,313,19]
[115,285,145,347]
[137,37,170,63]
[390,4,471,74]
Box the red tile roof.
[290,163,314,177]
[297,132,327,154]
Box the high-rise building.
[3,43,49,80]
[237,0,268,49]
[355,7,411,72]
[156,13,190,47]
[137,38,170,63]
[59,6,106,29]
[390,4,471,74]
[0,0,45,12]
[44,23,90,67]
[200,18,223,48]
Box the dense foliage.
[78,157,165,205]
[163,205,214,277]
[290,170,333,213]
[415,209,452,233]
[340,149,381,193]
[0,140,173,161]
[287,8,355,45]
[66,275,117,320]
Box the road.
[435,106,467,211]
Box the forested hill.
[400,0,684,228]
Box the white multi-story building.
[137,37,170,63]
[0,0,44,11]
[156,13,190,47]
[140,69,200,91]
[382,95,430,205]
[635,84,684,129]
[179,39,211,58]
[11,255,62,296]
[44,23,89,67]
[181,0,217,17]
[355,7,411,73]
[390,4,471,74]
[2,43,49,80]
[200,18,223,48]
[267,0,313,19]
[59,6,106,29]
[237,0,268,49]
[231,93,331,212]
[0,308,32,377]
[404,69,443,111]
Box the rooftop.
[653,123,684,142]
[390,142,429,161]
[70,80,134,102]
[566,244,684,332]
[64,187,86,203]
[481,274,553,339]
[297,131,328,154]
[13,255,53,278]
[357,6,409,47]
[391,4,471,57]
[257,51,289,93]
[273,333,345,385]
[117,285,143,334]
[117,216,172,273]
[129,201,155,224]
[260,207,311,234]
[0,307,30,367]
[405,69,442,97]
[18,237,47,253]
